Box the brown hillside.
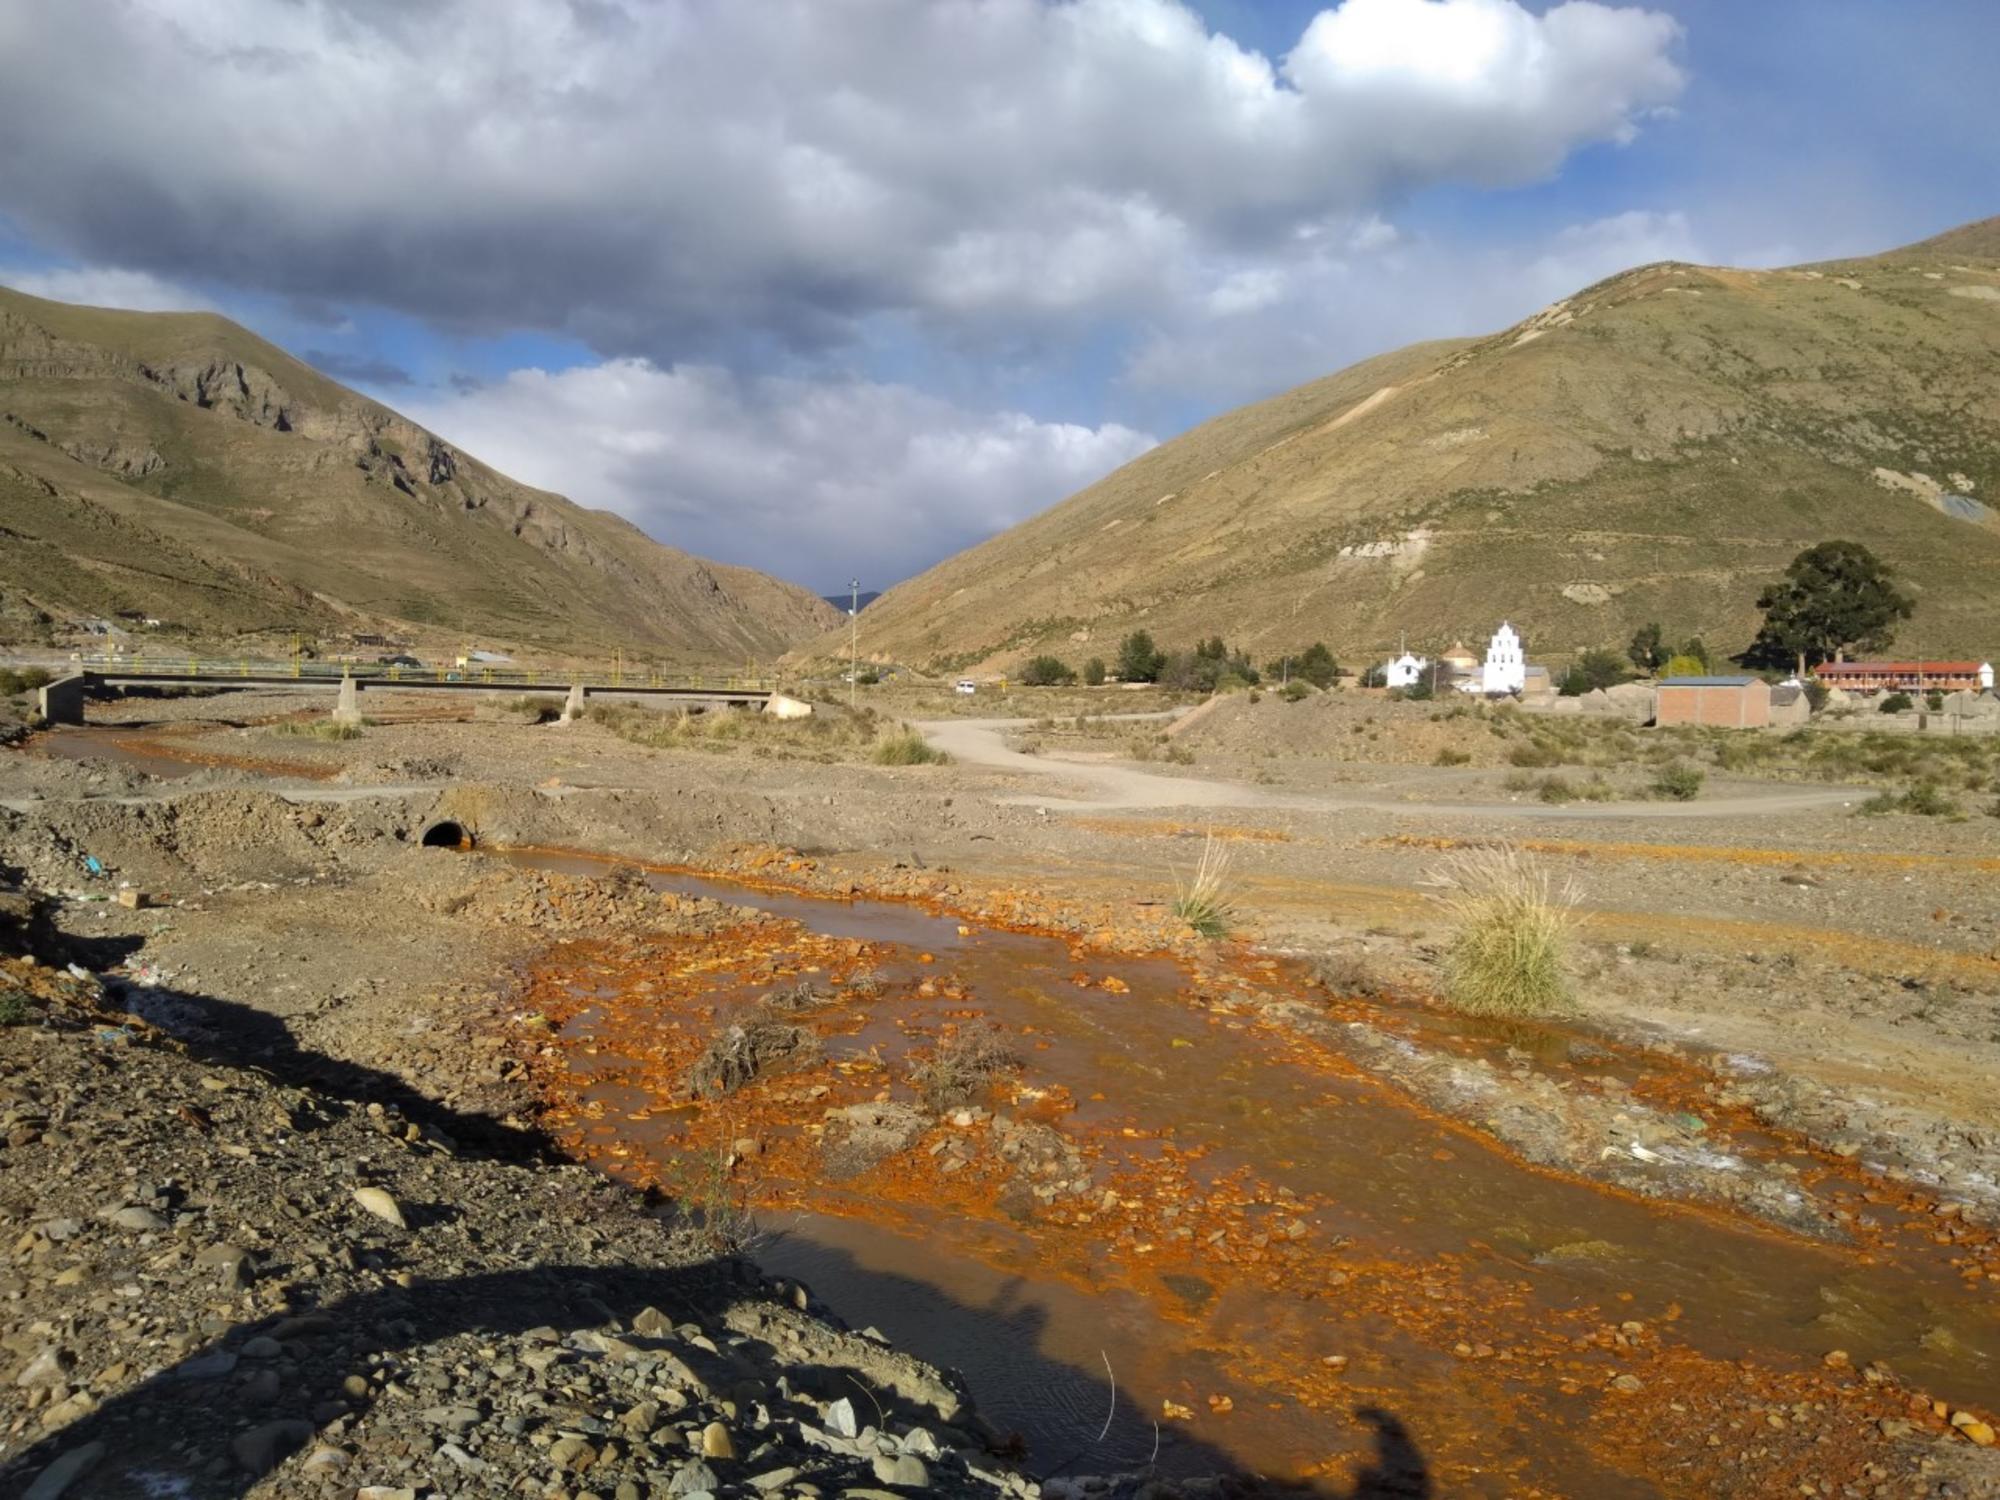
[827,221,2000,674]
[0,286,841,657]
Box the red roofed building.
[1814,660,1994,693]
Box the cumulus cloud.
[0,263,210,313]
[1123,208,1709,404]
[403,364,1156,589]
[0,0,1684,357]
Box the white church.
[1478,621,1526,695]
[1376,623,1535,696]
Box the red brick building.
[1814,661,1993,693]
[1657,676,1772,728]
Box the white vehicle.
[954,679,977,695]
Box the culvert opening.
[420,820,473,850]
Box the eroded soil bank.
[506,849,2000,1499]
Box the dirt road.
[918,716,1863,819]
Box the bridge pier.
[37,675,86,727]
[561,683,588,723]
[331,676,364,727]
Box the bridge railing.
[76,656,775,693]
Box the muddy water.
[25,725,335,781]
[505,850,1999,1496]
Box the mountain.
[829,218,2000,674]
[0,287,842,657]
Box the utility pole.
[849,579,860,710]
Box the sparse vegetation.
[1650,763,1705,801]
[1430,846,1580,1017]
[873,726,948,765]
[0,667,52,696]
[685,1004,822,1100]
[1434,746,1471,766]
[1859,780,1960,817]
[1171,834,1235,938]
[908,1025,1021,1112]
[1020,654,1077,687]
[271,718,364,740]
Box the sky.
[1,0,1994,595]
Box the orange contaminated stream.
[506,856,1998,1498]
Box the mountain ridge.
[818,218,2000,673]
[0,285,842,657]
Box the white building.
[1383,652,1429,689]
[1481,621,1526,695]
[1983,662,1996,691]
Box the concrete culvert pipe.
[420,820,473,850]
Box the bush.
[1172,835,1234,938]
[272,718,364,740]
[1434,747,1471,766]
[1879,692,1913,714]
[0,667,53,696]
[0,992,33,1027]
[1926,690,1945,711]
[1431,846,1580,1016]
[1803,680,1830,713]
[1507,741,1563,768]
[1558,648,1629,697]
[1021,655,1076,687]
[1536,776,1577,804]
[1082,657,1106,686]
[1859,780,1960,817]
[1651,763,1704,801]
[1279,680,1312,703]
[873,727,947,765]
[1117,631,1165,683]
[908,1025,1021,1111]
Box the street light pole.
[849,578,859,710]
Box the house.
[1520,664,1554,699]
[1481,621,1527,696]
[1657,675,1772,728]
[1814,660,1993,694]
[1439,641,1479,684]
[1382,652,1429,689]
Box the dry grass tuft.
[1172,833,1236,938]
[685,1011,821,1099]
[1428,845,1581,1016]
[908,1024,1022,1112]
[873,725,948,765]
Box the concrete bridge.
[34,658,800,726]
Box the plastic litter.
[83,856,104,877]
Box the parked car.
[379,654,422,668]
[955,679,977,695]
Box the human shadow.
[1,1243,1432,1500]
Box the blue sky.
[1,0,1994,593]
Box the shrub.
[1021,655,1076,687]
[1507,741,1562,768]
[1859,780,1960,817]
[1279,680,1312,703]
[685,1011,821,1099]
[1117,631,1165,683]
[1651,763,1705,801]
[873,727,946,765]
[908,1025,1021,1112]
[1082,657,1106,686]
[272,718,364,740]
[0,992,33,1027]
[1559,648,1630,696]
[1879,692,1913,714]
[0,667,53,696]
[1434,747,1471,766]
[1926,690,1945,711]
[1803,680,1830,713]
[1172,835,1234,939]
[1430,846,1580,1016]
[1536,776,1576,804]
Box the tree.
[1677,635,1713,671]
[1296,642,1338,688]
[1559,648,1629,697]
[1082,657,1106,686]
[1662,653,1707,678]
[1116,631,1164,683]
[1742,541,1913,674]
[1020,655,1076,687]
[1628,622,1666,674]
